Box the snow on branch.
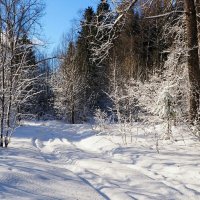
[146,11,185,19]
[88,0,138,64]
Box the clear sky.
[42,0,98,53]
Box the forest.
[0,0,200,199]
[0,0,200,144]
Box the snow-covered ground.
[0,121,200,200]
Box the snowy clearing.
[0,121,200,200]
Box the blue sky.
[42,0,98,53]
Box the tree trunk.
[71,104,75,124]
[196,0,200,42]
[0,62,5,147]
[184,0,200,122]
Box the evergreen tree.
[90,0,111,111]
[76,6,95,73]
[76,7,96,113]
[96,0,110,19]
[77,2,112,112]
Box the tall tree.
[76,7,96,113]
[93,0,111,110]
[184,0,200,122]
[196,0,200,42]
[0,0,44,147]
[53,31,88,123]
[77,7,95,73]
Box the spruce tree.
[91,0,111,111]
[76,7,96,112]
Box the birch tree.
[0,0,44,147]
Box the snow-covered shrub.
[111,59,189,139]
[161,13,189,120]
[107,59,190,141]
[155,89,176,139]
[106,77,139,144]
[93,108,109,134]
[105,13,191,142]
[191,121,200,140]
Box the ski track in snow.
[0,120,200,200]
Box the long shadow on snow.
[13,123,96,143]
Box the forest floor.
[0,120,200,200]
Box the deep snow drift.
[0,121,200,200]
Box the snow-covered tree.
[0,0,45,147]
[51,32,88,123]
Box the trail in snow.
[0,122,104,200]
[1,120,200,200]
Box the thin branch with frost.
[88,0,138,64]
[146,11,185,19]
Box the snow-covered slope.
[0,121,104,200]
[0,121,200,200]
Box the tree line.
[48,0,200,127]
[1,0,200,147]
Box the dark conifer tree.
[77,2,112,112]
[91,0,111,111]
[76,7,96,113]
[77,7,95,74]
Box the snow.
[0,120,200,199]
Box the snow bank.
[1,121,200,200]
